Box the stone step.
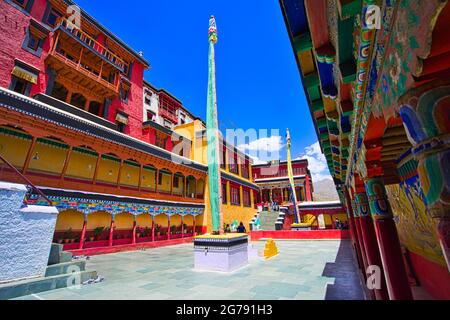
[48,243,73,265]
[45,261,86,277]
[0,270,98,300]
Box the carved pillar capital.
[399,80,450,218]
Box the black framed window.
[222,183,227,204]
[120,87,130,104]
[116,122,125,133]
[10,77,30,95]
[243,189,251,207]
[230,185,240,206]
[45,8,62,27]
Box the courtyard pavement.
[15,240,365,300]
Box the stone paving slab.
[13,240,365,300]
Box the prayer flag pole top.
[208,15,218,44]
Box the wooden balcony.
[56,18,126,72]
[159,108,179,124]
[45,19,127,99]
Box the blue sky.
[75,0,332,181]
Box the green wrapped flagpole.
[206,16,222,234]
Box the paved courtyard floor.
[15,240,365,300]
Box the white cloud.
[237,136,284,153]
[298,141,332,183]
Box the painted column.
[79,216,87,250]
[167,215,171,240]
[193,215,196,236]
[151,215,155,242]
[344,187,364,273]
[355,191,389,300]
[399,81,450,271]
[108,218,115,247]
[365,177,413,300]
[353,201,370,275]
[22,137,37,175]
[132,216,137,245]
[60,146,73,182]
[181,215,184,238]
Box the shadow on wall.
[322,240,365,300]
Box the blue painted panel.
[283,0,309,36]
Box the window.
[9,61,38,97]
[10,77,29,95]
[243,189,251,207]
[163,120,172,129]
[146,110,156,122]
[220,146,226,169]
[222,183,227,204]
[26,33,40,51]
[230,185,240,206]
[12,0,28,9]
[45,8,62,27]
[158,172,163,185]
[120,87,129,104]
[228,152,238,174]
[144,92,152,105]
[116,122,125,133]
[173,176,179,188]
[241,160,249,179]
[155,135,165,148]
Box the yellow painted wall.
[159,172,172,193]
[87,211,111,230]
[141,167,156,190]
[97,157,120,184]
[136,214,152,228]
[0,133,32,168]
[154,214,168,227]
[120,163,139,187]
[172,175,184,195]
[65,150,97,180]
[386,181,445,266]
[28,143,67,174]
[171,214,182,226]
[55,210,84,231]
[114,212,134,229]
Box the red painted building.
[252,159,313,204]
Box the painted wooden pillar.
[167,215,171,240]
[117,159,124,189]
[132,216,137,245]
[365,177,413,300]
[60,146,73,182]
[79,216,87,250]
[108,217,115,247]
[22,136,37,175]
[151,215,155,242]
[181,215,184,238]
[344,187,364,273]
[170,173,174,196]
[193,215,196,237]
[155,168,159,194]
[138,164,143,192]
[355,191,389,300]
[399,81,450,271]
[92,154,102,185]
[353,213,370,273]
[66,90,72,104]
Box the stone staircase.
[0,244,97,300]
[259,211,281,231]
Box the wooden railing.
[57,18,126,71]
[159,108,179,124]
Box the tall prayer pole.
[286,128,301,224]
[206,15,223,235]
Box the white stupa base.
[194,234,249,272]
